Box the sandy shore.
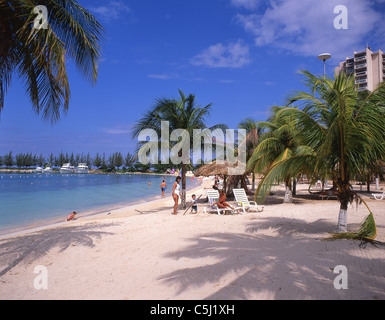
[0,181,384,300]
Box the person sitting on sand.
[66,211,77,221]
[217,190,237,213]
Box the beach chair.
[204,190,236,215]
[320,190,338,200]
[372,191,385,200]
[233,188,264,214]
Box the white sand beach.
[0,180,384,300]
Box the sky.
[0,0,384,157]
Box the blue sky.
[1,0,384,157]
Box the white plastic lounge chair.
[372,191,385,200]
[204,190,239,215]
[233,188,264,213]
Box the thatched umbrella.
[194,161,245,177]
[194,161,247,195]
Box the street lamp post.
[318,53,332,76]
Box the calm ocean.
[0,173,200,235]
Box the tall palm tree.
[238,117,261,191]
[247,106,303,203]
[132,89,227,208]
[0,0,103,122]
[253,70,385,235]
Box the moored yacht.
[76,163,89,174]
[59,163,75,174]
[42,166,53,173]
[34,167,43,173]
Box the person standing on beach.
[160,180,167,197]
[172,176,181,215]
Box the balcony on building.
[346,67,354,75]
[354,56,366,62]
[355,70,367,77]
[358,86,367,92]
[356,78,367,84]
[346,59,354,67]
[355,62,367,69]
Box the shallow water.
[0,173,199,234]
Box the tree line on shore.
[0,151,157,172]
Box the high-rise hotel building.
[335,47,384,92]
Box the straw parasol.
[194,161,247,195]
[194,160,245,177]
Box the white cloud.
[191,40,250,68]
[90,1,131,21]
[235,0,383,60]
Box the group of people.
[171,175,236,215]
[66,175,235,221]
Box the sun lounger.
[372,191,385,200]
[204,190,239,215]
[233,188,264,213]
[319,190,338,200]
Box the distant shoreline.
[0,168,193,176]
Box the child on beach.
[191,194,198,214]
[65,211,77,221]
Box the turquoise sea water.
[0,173,200,235]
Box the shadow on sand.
[158,217,385,300]
[0,223,116,277]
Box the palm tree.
[238,118,261,191]
[132,89,226,208]
[0,0,103,122]
[247,106,302,203]
[253,70,385,235]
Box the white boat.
[34,167,43,173]
[76,163,89,174]
[60,163,75,174]
[42,166,53,173]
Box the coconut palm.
[132,89,227,208]
[0,0,103,122]
[247,106,303,203]
[253,70,385,235]
[238,117,262,190]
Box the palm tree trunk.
[283,178,293,203]
[338,199,348,233]
[292,178,297,196]
[181,163,186,209]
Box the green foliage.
[248,70,385,238]
[0,0,104,122]
[327,212,377,241]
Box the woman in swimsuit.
[172,176,181,215]
[217,190,236,212]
